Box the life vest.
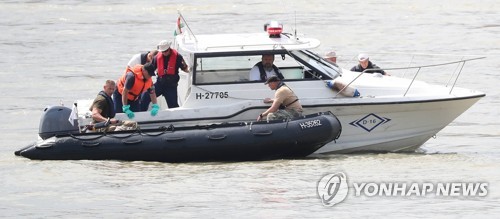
[156,49,179,77]
[117,65,153,101]
[90,91,116,118]
[276,82,299,110]
[139,52,149,65]
[256,62,284,81]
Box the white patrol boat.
[76,20,485,154]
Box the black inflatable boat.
[15,107,341,162]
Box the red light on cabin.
[265,21,283,38]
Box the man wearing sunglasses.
[140,40,189,110]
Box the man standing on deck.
[140,40,189,110]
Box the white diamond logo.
[349,113,391,132]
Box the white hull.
[312,94,482,153]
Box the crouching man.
[89,80,137,132]
[257,76,303,121]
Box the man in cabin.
[140,40,189,110]
[90,80,137,132]
[113,62,159,119]
[257,76,303,121]
[249,54,285,81]
[350,53,389,75]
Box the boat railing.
[202,42,312,51]
[338,56,485,97]
[203,43,283,51]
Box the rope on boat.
[69,133,106,141]
[69,124,176,140]
[139,125,175,136]
[103,132,137,139]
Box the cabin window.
[194,54,306,85]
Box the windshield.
[192,51,341,85]
[289,50,342,79]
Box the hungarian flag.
[174,16,184,36]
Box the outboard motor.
[39,105,79,139]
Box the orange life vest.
[156,49,179,77]
[117,65,153,101]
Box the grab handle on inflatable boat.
[165,136,186,142]
[81,142,101,147]
[252,130,273,136]
[122,139,143,145]
[208,134,226,140]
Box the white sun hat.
[157,40,172,52]
[324,51,337,58]
[358,53,369,61]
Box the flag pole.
[177,10,197,43]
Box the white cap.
[157,40,171,52]
[324,51,337,58]
[358,53,369,61]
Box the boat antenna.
[294,11,297,39]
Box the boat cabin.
[171,31,343,107]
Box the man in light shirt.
[127,50,158,68]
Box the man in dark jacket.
[249,54,285,81]
[350,54,388,75]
